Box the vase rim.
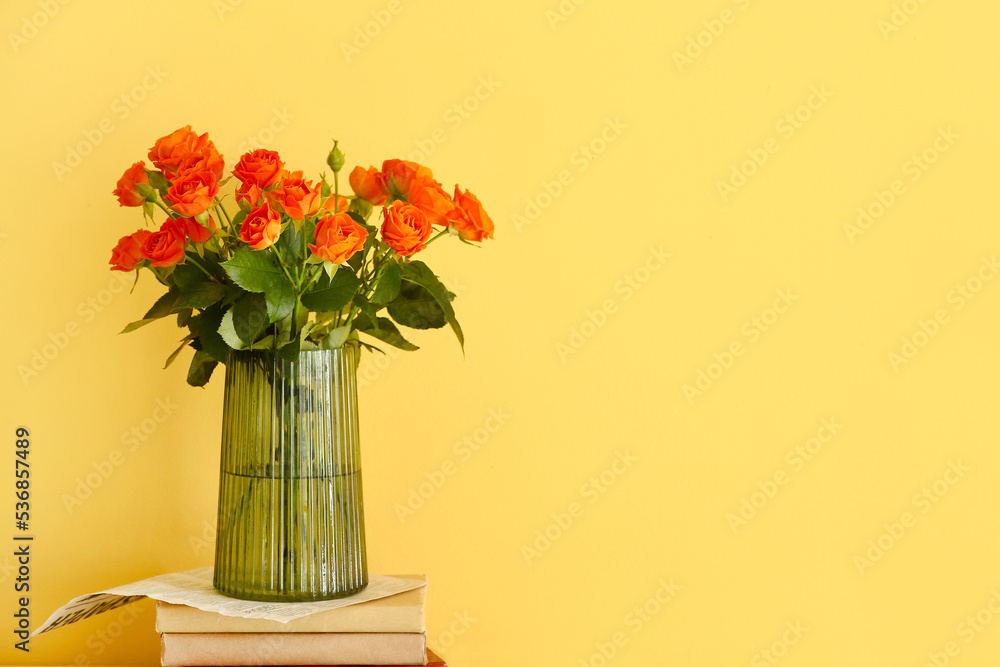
[229,342,359,359]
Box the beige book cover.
[156,576,426,634]
[160,632,427,666]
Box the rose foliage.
[110,126,494,386]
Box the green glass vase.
[213,346,368,601]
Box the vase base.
[213,580,368,603]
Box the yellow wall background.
[2,0,1000,665]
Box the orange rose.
[148,126,197,171]
[381,201,431,257]
[321,194,350,214]
[382,159,433,198]
[407,177,455,226]
[239,203,282,250]
[166,170,219,217]
[235,181,263,210]
[266,171,320,221]
[177,216,215,244]
[232,149,284,189]
[308,213,368,264]
[447,186,495,242]
[148,126,224,180]
[142,221,187,268]
[113,161,150,207]
[378,159,454,224]
[349,165,388,205]
[176,144,225,181]
[109,229,152,271]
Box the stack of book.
[157,576,444,666]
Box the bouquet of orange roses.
[109,126,494,386]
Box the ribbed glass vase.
[213,346,367,601]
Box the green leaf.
[279,336,301,362]
[323,325,352,349]
[164,339,190,369]
[370,260,401,305]
[347,249,364,273]
[222,285,244,307]
[353,310,374,331]
[361,317,419,351]
[399,260,464,351]
[174,282,228,311]
[356,297,380,328]
[221,246,284,293]
[186,311,202,338]
[358,339,385,355]
[144,289,179,319]
[387,280,447,330]
[346,222,377,273]
[250,335,275,351]
[119,318,159,334]
[186,350,218,387]
[231,209,247,234]
[198,304,231,362]
[171,263,205,290]
[233,292,269,345]
[218,308,245,350]
[265,279,296,323]
[146,170,170,191]
[275,219,303,264]
[300,268,361,312]
[176,308,193,328]
[349,199,373,220]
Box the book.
[158,648,445,667]
[165,648,446,667]
[155,576,426,634]
[160,632,428,666]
